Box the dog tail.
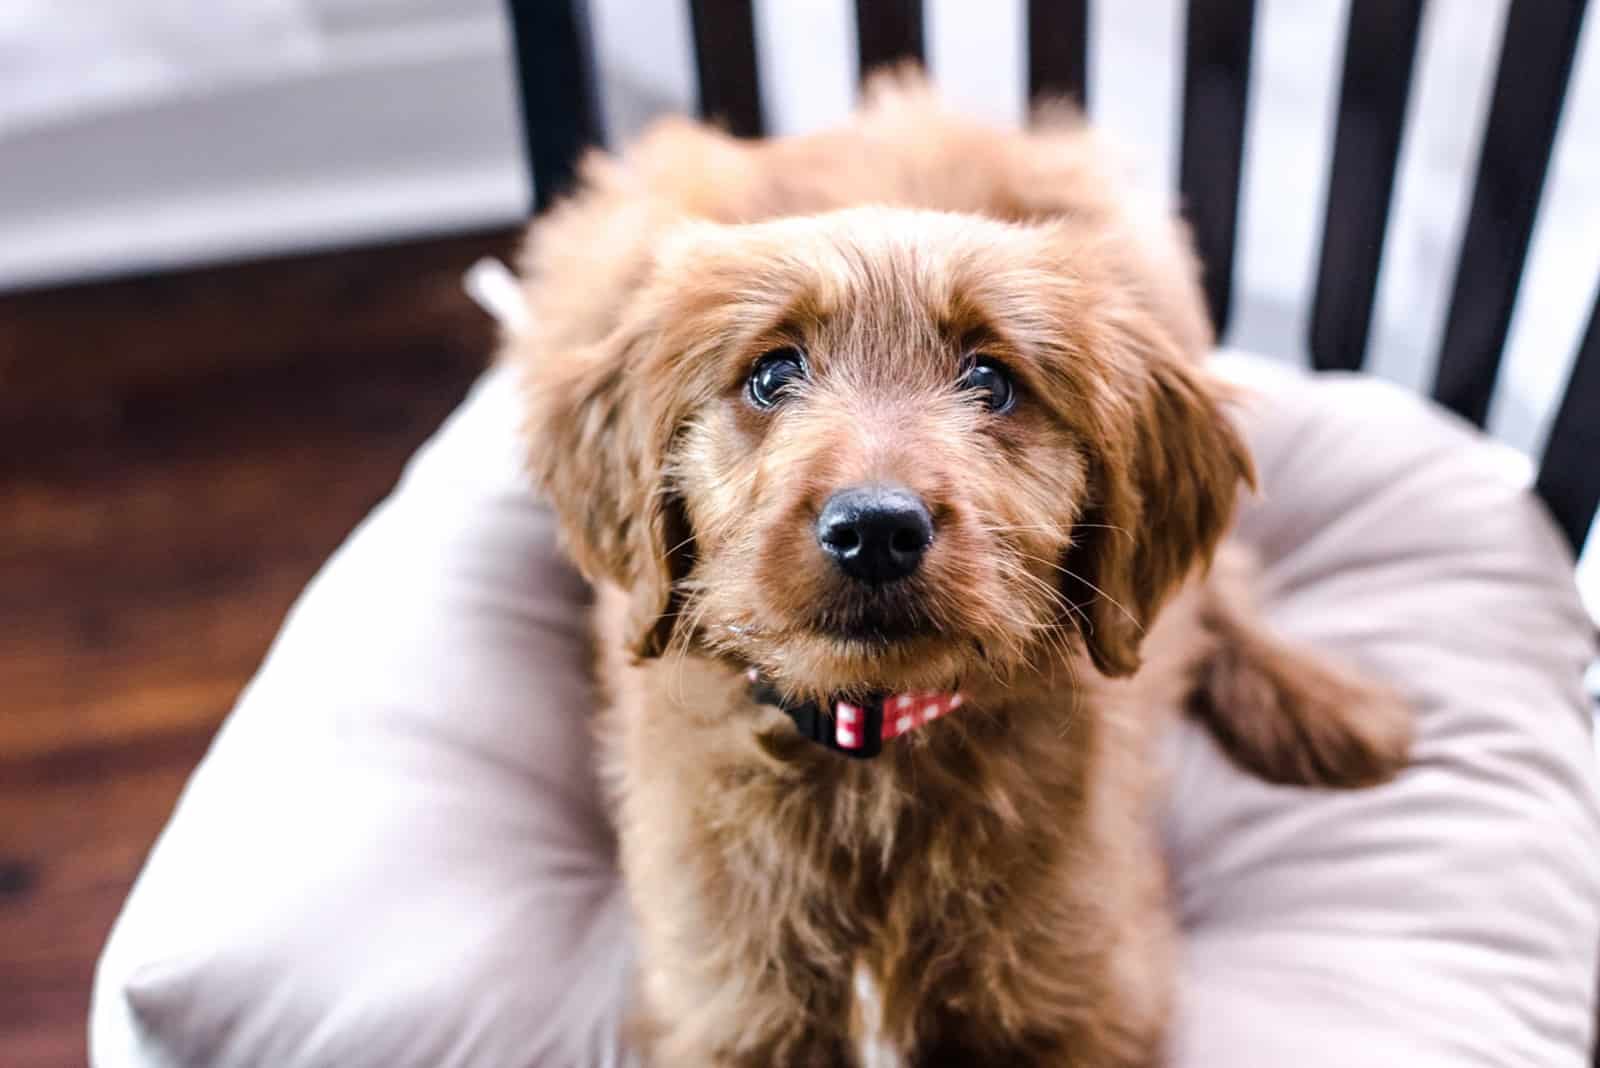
[1189,547,1412,789]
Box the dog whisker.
[1008,550,1144,634]
[1069,523,1137,541]
[989,556,1091,635]
[664,532,698,559]
[662,593,721,705]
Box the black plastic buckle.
[751,679,883,760]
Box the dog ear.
[1062,321,1254,678]
[521,319,693,661]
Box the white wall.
[0,0,528,289]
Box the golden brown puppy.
[509,73,1410,1068]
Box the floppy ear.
[1062,323,1255,677]
[519,320,693,661]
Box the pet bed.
[90,353,1600,1067]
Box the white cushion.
[91,353,1600,1067]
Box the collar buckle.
[751,678,884,759]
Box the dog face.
[526,206,1251,703]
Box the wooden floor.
[0,227,518,1066]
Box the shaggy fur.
[508,73,1411,1067]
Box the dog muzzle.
[746,668,965,759]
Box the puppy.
[509,74,1410,1067]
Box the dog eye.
[747,348,808,409]
[958,356,1016,413]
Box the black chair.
[504,0,1598,562]
[504,2,1597,1056]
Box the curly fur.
[508,72,1411,1067]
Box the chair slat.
[506,0,602,214]
[1431,0,1590,426]
[855,0,925,79]
[1308,0,1425,372]
[1028,0,1089,107]
[1179,0,1257,337]
[1535,294,1600,555]
[689,0,765,137]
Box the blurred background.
[2,1,1597,1063]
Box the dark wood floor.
[0,227,518,1066]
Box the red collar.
[746,669,965,759]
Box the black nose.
[815,485,933,585]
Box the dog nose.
[815,485,933,584]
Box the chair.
[504,0,1599,561]
[84,5,1600,1061]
